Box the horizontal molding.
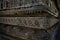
[0,17,58,29]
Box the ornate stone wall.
[0,0,59,40]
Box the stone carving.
[0,0,58,17]
[0,17,58,29]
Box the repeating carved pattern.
[0,0,58,17]
[0,17,58,29]
[0,0,59,40]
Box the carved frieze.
[0,17,58,29]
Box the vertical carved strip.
[10,0,14,8]
[1,0,6,9]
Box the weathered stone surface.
[57,0,60,9]
[0,17,58,29]
[0,0,58,17]
[0,0,59,40]
[0,24,51,40]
